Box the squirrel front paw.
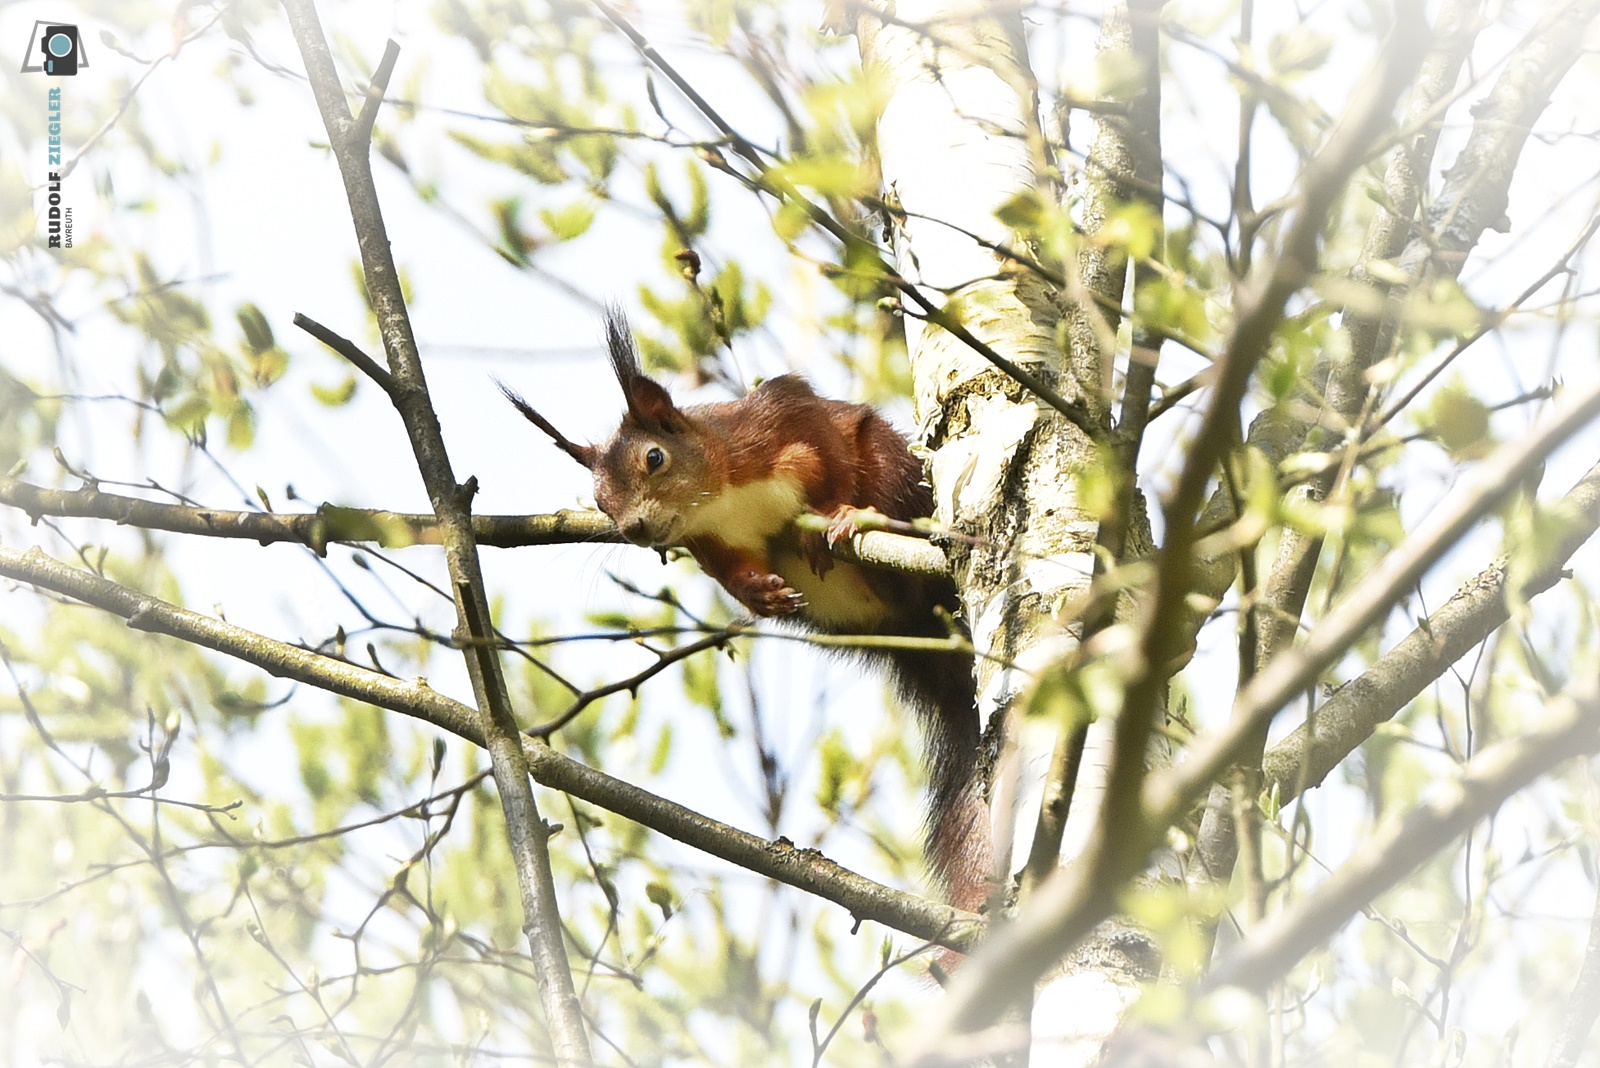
[735,571,804,617]
[825,504,884,547]
[800,505,883,578]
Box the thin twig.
[593,0,1106,442]
[1205,676,1600,993]
[293,311,396,397]
[353,38,400,144]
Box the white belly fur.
[679,477,890,628]
[772,549,891,630]
[680,477,808,549]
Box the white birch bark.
[852,3,1143,1061]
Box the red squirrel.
[499,309,990,912]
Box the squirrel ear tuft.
[604,304,642,382]
[605,305,687,434]
[496,378,597,469]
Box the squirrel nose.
[622,517,649,543]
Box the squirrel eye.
[645,446,665,473]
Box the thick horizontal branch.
[790,513,952,578]
[0,475,617,553]
[1207,674,1600,993]
[0,544,982,951]
[0,476,954,575]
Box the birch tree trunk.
[853,3,1151,1061]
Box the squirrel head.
[499,307,714,548]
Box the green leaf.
[1023,662,1093,734]
[1363,258,1410,286]
[541,199,596,242]
[1417,381,1493,460]
[1259,782,1282,823]
[681,648,722,714]
[249,346,289,388]
[226,403,255,450]
[319,505,417,547]
[643,160,667,214]
[995,190,1045,230]
[684,158,709,237]
[1407,277,1484,339]
[815,730,850,813]
[1097,201,1160,261]
[292,720,332,802]
[236,303,274,354]
[645,881,674,919]
[1267,27,1333,75]
[772,154,870,198]
[773,199,811,243]
[312,376,358,406]
[1504,487,1586,617]
[648,722,672,775]
[448,129,566,185]
[1133,274,1214,347]
[164,394,211,435]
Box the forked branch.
[278,1,590,1060]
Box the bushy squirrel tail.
[886,640,992,915]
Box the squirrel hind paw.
[737,571,805,617]
[759,584,806,617]
[798,529,835,579]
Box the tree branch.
[908,370,1600,1047]
[1186,0,1596,936]
[0,473,615,550]
[353,38,400,144]
[1263,458,1600,801]
[1340,0,1486,380]
[293,311,396,397]
[278,2,589,1059]
[1402,0,1600,280]
[1186,0,1594,614]
[595,0,1105,443]
[1024,0,1165,895]
[1099,1,1428,886]
[0,475,957,577]
[1189,0,1486,947]
[0,544,984,952]
[1205,675,1600,993]
[1546,877,1600,1068]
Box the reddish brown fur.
[501,309,992,917]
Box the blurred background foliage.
[0,0,1597,1065]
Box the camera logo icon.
[42,25,78,75]
[19,20,88,76]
